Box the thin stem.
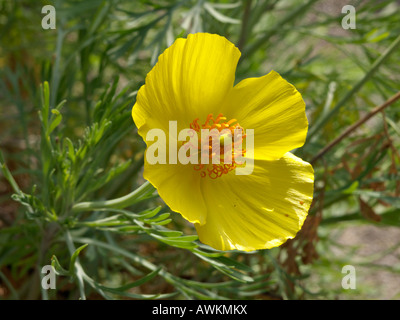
[27,223,59,300]
[50,25,65,109]
[102,154,144,199]
[71,180,155,213]
[241,0,318,61]
[74,237,176,285]
[310,91,400,164]
[308,34,400,140]
[237,0,252,51]
[0,150,22,195]
[0,271,19,299]
[65,230,86,300]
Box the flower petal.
[132,33,241,139]
[143,159,207,225]
[195,152,314,251]
[222,70,308,160]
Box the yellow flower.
[132,33,314,251]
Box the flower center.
[189,113,246,179]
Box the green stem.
[237,0,252,51]
[241,0,319,61]
[308,33,400,140]
[74,237,176,285]
[102,154,144,199]
[50,1,66,110]
[0,271,19,299]
[0,150,22,195]
[65,230,86,300]
[71,181,155,213]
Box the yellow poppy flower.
[132,33,314,251]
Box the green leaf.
[353,190,400,208]
[150,233,198,249]
[365,29,390,43]
[47,109,63,134]
[0,150,22,194]
[40,81,50,129]
[156,229,183,237]
[342,181,359,194]
[143,212,170,223]
[203,2,241,24]
[69,244,88,273]
[64,137,76,161]
[107,268,162,291]
[150,219,172,226]
[51,255,70,276]
[138,206,162,219]
[193,252,253,283]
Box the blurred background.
[0,0,399,300]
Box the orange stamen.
[188,113,246,179]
